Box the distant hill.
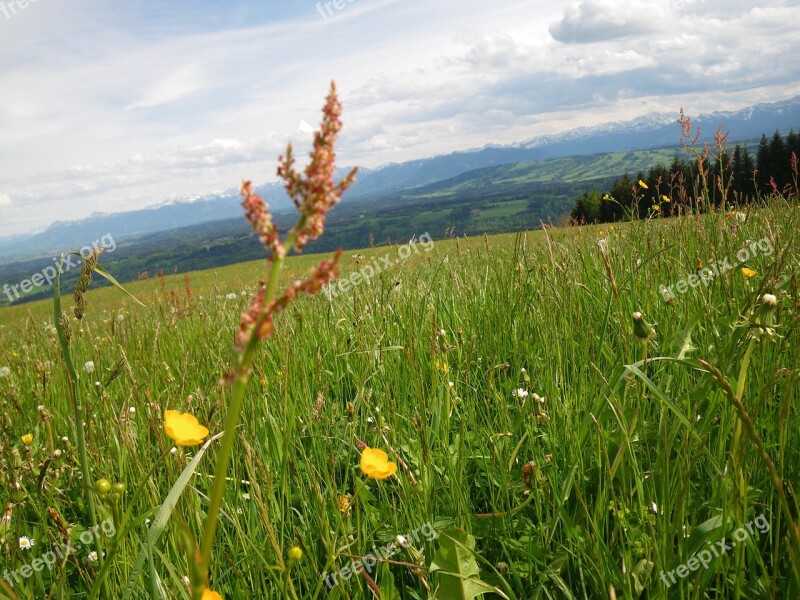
[1,95,798,264]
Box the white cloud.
[0,194,10,206]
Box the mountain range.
[1,95,799,263]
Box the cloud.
[0,194,10,206]
[549,0,664,44]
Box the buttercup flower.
[741,267,758,278]
[638,180,649,189]
[164,410,209,446]
[203,590,223,600]
[661,195,671,203]
[360,447,397,480]
[21,433,33,446]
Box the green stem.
[199,233,294,569]
[53,258,109,600]
[731,336,757,600]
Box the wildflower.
[360,447,397,480]
[129,407,136,414]
[242,492,250,501]
[512,388,529,399]
[145,518,152,527]
[661,195,671,203]
[396,535,410,548]
[203,589,222,600]
[337,494,352,514]
[651,204,661,212]
[0,366,10,378]
[116,314,125,322]
[182,576,190,587]
[225,293,237,300]
[84,361,95,373]
[288,546,304,562]
[602,193,612,201]
[278,82,358,253]
[638,180,649,189]
[741,268,757,278]
[19,536,34,550]
[762,293,778,307]
[632,312,655,340]
[21,433,33,446]
[434,359,449,373]
[163,410,209,446]
[87,550,99,562]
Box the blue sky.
[1,0,799,236]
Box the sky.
[1,0,800,237]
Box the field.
[1,197,799,599]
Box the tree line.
[570,130,800,224]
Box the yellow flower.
[434,359,449,374]
[164,410,209,446]
[741,268,757,278]
[651,204,661,212]
[662,195,671,203]
[202,590,222,600]
[602,193,611,201]
[288,546,304,562]
[638,180,649,189]
[21,434,33,446]
[360,447,397,480]
[337,494,352,514]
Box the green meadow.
[0,198,798,598]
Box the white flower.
[597,238,608,253]
[448,381,454,388]
[128,407,136,414]
[116,314,125,322]
[19,536,35,550]
[84,361,95,373]
[240,291,247,297]
[512,388,529,399]
[395,535,409,548]
[762,293,778,307]
[170,447,177,454]
[145,518,151,527]
[533,393,546,404]
[242,492,251,501]
[87,551,99,562]
[0,366,10,378]
[61,436,69,443]
[182,575,190,588]
[736,212,746,222]
[225,293,237,300]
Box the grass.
[1,191,799,599]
